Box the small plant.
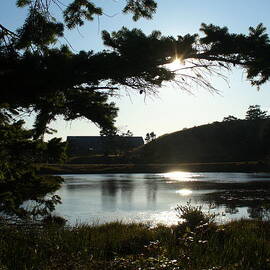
[175,202,216,230]
[42,214,67,226]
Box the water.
[54,172,270,226]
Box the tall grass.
[1,210,270,269]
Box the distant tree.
[99,127,117,155]
[45,138,67,164]
[99,128,135,155]
[99,127,118,137]
[121,130,134,137]
[245,105,269,120]
[223,115,239,122]
[145,133,151,143]
[145,132,156,143]
[150,132,157,140]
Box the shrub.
[175,202,216,230]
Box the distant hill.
[133,119,270,163]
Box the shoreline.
[37,161,270,174]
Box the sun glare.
[164,171,192,181]
[167,58,184,71]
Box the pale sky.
[2,1,270,140]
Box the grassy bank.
[38,161,270,174]
[1,207,270,269]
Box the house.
[67,136,144,155]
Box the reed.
[0,210,270,269]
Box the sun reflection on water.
[163,171,200,181]
[176,189,193,196]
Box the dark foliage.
[0,117,63,219]
[245,104,269,120]
[0,0,157,219]
[135,119,270,163]
[1,3,270,135]
[145,132,156,143]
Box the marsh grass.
[1,213,270,269]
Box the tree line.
[223,105,269,122]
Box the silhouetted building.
[67,136,144,155]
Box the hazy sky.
[2,1,270,140]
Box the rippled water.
[54,172,270,226]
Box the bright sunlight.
[176,189,193,196]
[163,171,199,181]
[166,57,185,71]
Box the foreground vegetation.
[1,206,270,270]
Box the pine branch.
[0,24,19,38]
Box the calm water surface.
[54,172,270,226]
